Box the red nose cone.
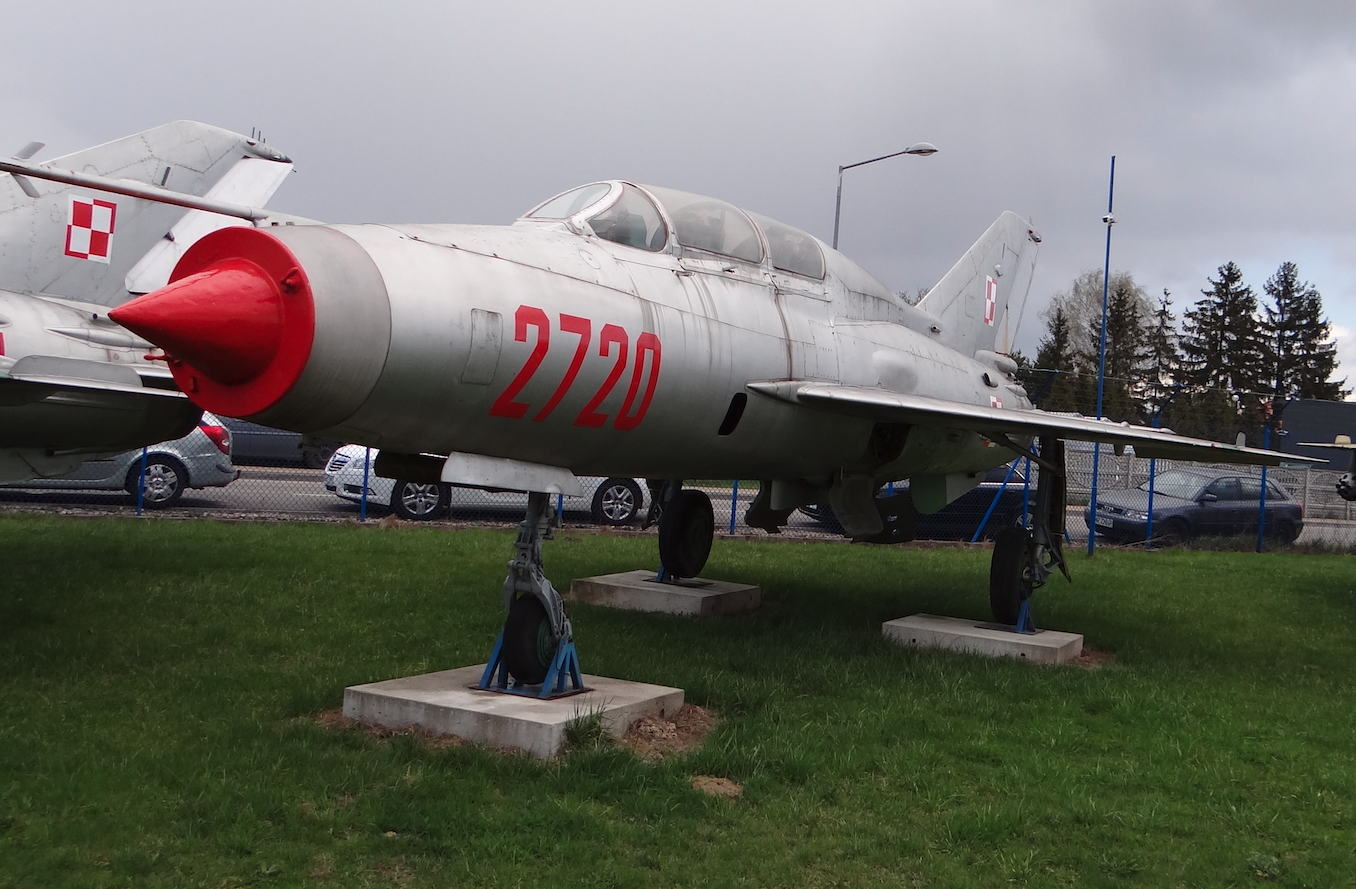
[110,227,316,418]
[112,259,282,385]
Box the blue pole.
[1089,155,1116,556]
[1257,426,1270,553]
[135,446,147,515]
[729,480,738,535]
[970,461,1019,543]
[1146,419,1158,549]
[1022,457,1031,529]
[360,446,371,522]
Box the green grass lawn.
[2,514,1354,888]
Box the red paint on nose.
[113,259,282,385]
[109,227,316,418]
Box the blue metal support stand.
[478,631,585,699]
[1014,598,1037,635]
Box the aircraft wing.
[747,381,1320,466]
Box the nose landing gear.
[479,492,585,698]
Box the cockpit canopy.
[525,181,825,279]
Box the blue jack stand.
[1013,598,1037,635]
[478,631,587,699]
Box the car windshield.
[1138,470,1206,499]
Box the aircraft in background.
[83,174,1314,689]
[0,121,293,481]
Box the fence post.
[360,446,371,522]
[136,446,147,516]
[1256,426,1270,553]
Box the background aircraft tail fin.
[0,121,292,307]
[916,211,1040,358]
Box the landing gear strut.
[479,492,584,697]
[655,481,714,580]
[988,437,1070,632]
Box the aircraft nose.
[111,259,286,385]
[109,227,316,418]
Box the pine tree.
[1260,262,1348,403]
[1031,304,1079,411]
[1140,289,1181,417]
[1179,262,1267,398]
[1084,277,1146,422]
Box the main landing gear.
[652,481,715,580]
[479,492,584,698]
[988,437,1071,632]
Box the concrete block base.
[343,665,684,759]
[568,569,760,616]
[883,613,1083,665]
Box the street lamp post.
[832,142,938,250]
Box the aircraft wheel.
[659,489,714,578]
[592,478,642,525]
[503,594,554,685]
[126,456,186,509]
[391,481,450,520]
[989,527,1034,626]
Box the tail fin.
[916,211,1040,358]
[1,121,292,307]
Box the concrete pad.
[343,664,683,759]
[883,613,1083,665]
[568,569,760,616]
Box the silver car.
[323,444,646,524]
[2,412,239,508]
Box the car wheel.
[592,478,642,525]
[1157,518,1189,546]
[125,456,186,508]
[503,594,554,685]
[391,480,450,520]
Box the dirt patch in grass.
[691,775,743,798]
[619,704,715,762]
[1069,647,1114,669]
[315,709,467,750]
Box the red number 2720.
[488,305,661,430]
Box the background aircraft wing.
[747,380,1320,466]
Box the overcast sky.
[8,1,1355,396]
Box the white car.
[322,444,647,524]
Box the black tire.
[503,594,554,685]
[390,480,450,520]
[989,527,1034,626]
[1157,518,1189,546]
[592,478,642,526]
[125,455,186,509]
[658,489,715,578]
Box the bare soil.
[618,704,715,762]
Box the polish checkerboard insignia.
[65,195,118,262]
[983,275,997,325]
[990,396,1003,409]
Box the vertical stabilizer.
[917,211,1039,358]
[0,121,292,308]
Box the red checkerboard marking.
[983,275,997,325]
[65,195,118,262]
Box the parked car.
[322,445,647,524]
[218,417,338,468]
[1,413,239,508]
[799,462,1030,540]
[1086,468,1304,544]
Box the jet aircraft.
[0,121,293,481]
[66,175,1311,687]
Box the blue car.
[1087,468,1304,545]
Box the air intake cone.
[109,227,316,418]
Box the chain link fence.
[3,415,1353,553]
